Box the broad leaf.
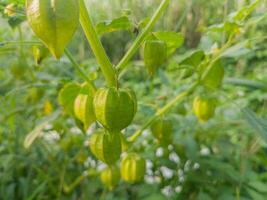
[96,16,132,36]
[178,50,205,67]
[176,50,205,79]
[153,32,184,56]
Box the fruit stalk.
[116,0,170,75]
[64,49,96,89]
[79,0,117,87]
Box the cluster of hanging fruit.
[25,0,224,191]
[25,0,148,189]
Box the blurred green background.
[0,0,267,199]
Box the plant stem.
[128,82,198,142]
[79,0,117,87]
[64,49,96,89]
[63,169,99,193]
[116,0,170,76]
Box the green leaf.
[178,50,205,67]
[96,16,132,36]
[207,21,240,34]
[242,108,267,143]
[176,50,205,79]
[153,32,184,56]
[23,111,60,149]
[58,82,81,115]
[229,0,260,22]
[207,0,260,34]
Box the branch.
[116,0,170,76]
[79,0,117,87]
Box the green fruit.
[193,96,216,123]
[32,45,49,64]
[26,0,79,59]
[89,131,121,165]
[100,166,120,190]
[151,118,173,146]
[201,60,224,89]
[120,153,146,183]
[144,40,167,75]
[94,87,137,131]
[74,83,96,130]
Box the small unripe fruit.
[151,118,173,146]
[74,83,96,130]
[100,166,120,190]
[193,96,216,122]
[89,131,121,165]
[120,153,146,183]
[144,40,167,75]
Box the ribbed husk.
[120,153,146,183]
[26,0,79,59]
[151,118,173,146]
[100,166,120,190]
[89,131,121,165]
[74,83,96,130]
[94,87,137,131]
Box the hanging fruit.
[193,96,216,122]
[89,131,121,165]
[151,117,173,146]
[74,83,96,130]
[144,39,167,75]
[26,0,79,59]
[100,166,121,190]
[93,87,137,131]
[120,153,146,183]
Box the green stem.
[63,169,99,193]
[128,82,198,142]
[116,0,170,75]
[64,49,96,89]
[79,0,117,87]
